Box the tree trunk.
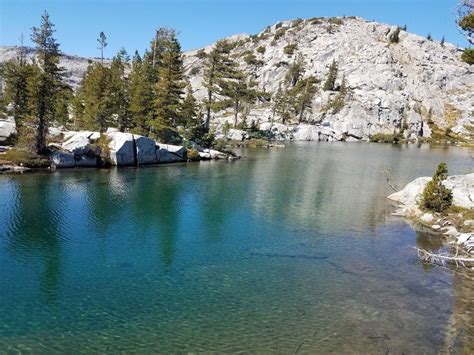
[234,100,239,128]
[36,100,46,154]
[205,88,212,129]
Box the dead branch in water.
[381,168,400,192]
[414,247,474,268]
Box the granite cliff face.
[184,17,473,141]
[1,16,473,142]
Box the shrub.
[389,27,401,44]
[2,148,50,168]
[310,17,323,25]
[190,67,200,76]
[256,46,266,54]
[95,134,112,166]
[420,162,453,213]
[283,44,298,55]
[243,52,263,66]
[274,28,287,40]
[275,61,289,68]
[222,121,231,135]
[461,48,474,64]
[328,17,344,25]
[426,33,433,41]
[186,148,201,161]
[292,18,303,27]
[369,133,396,143]
[196,49,207,59]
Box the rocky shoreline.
[0,129,236,173]
[388,174,474,255]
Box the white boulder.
[50,151,76,168]
[107,132,136,166]
[156,143,187,163]
[292,125,320,141]
[62,133,96,155]
[0,118,16,143]
[226,129,248,141]
[388,174,474,210]
[135,135,158,165]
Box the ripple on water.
[0,143,472,353]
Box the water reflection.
[0,143,472,352]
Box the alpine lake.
[0,142,472,353]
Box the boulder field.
[50,129,231,169]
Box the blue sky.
[0,0,467,58]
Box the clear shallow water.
[0,142,472,353]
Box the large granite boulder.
[107,132,136,166]
[0,118,16,143]
[74,155,98,167]
[156,143,187,163]
[226,129,248,141]
[62,132,98,155]
[292,125,320,141]
[135,135,158,165]
[50,151,76,168]
[388,173,474,210]
[198,149,228,160]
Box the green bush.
[461,48,474,65]
[274,28,287,40]
[190,67,200,75]
[283,44,298,55]
[186,148,201,161]
[196,49,207,59]
[369,133,396,143]
[2,148,50,168]
[420,162,453,213]
[243,52,263,66]
[256,46,266,54]
[328,17,344,25]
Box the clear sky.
[0,0,467,58]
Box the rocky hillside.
[0,46,105,89]
[185,16,473,141]
[1,16,472,142]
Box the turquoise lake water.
[0,142,473,353]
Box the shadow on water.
[4,177,63,302]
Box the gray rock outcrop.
[388,173,474,210]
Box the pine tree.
[128,51,154,133]
[30,11,65,153]
[420,162,453,212]
[108,48,131,131]
[1,58,38,130]
[323,60,338,91]
[202,39,239,129]
[292,76,318,122]
[273,83,291,124]
[218,69,257,127]
[97,31,107,63]
[285,54,304,87]
[180,85,199,129]
[150,29,186,142]
[77,62,110,131]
